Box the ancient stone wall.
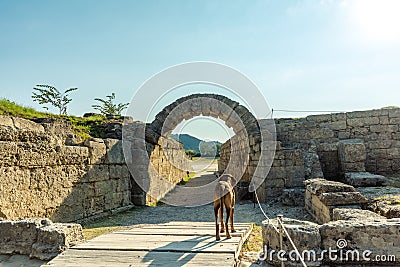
[219,108,400,201]
[145,136,191,205]
[275,108,400,177]
[0,116,189,221]
[0,116,138,222]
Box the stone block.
[83,165,110,182]
[104,139,125,164]
[267,167,286,179]
[0,115,14,127]
[281,188,306,206]
[332,208,385,221]
[305,190,332,224]
[31,223,84,260]
[305,178,355,195]
[262,218,321,266]
[12,117,45,132]
[318,191,368,206]
[109,164,130,179]
[84,139,107,164]
[0,218,47,255]
[388,108,400,118]
[266,178,285,188]
[338,139,366,172]
[347,116,379,127]
[285,177,305,188]
[320,219,400,264]
[344,172,386,187]
[285,166,305,179]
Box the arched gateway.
[123,94,276,207]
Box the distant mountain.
[170,134,222,155]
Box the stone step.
[344,172,386,187]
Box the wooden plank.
[234,223,253,261]
[47,222,253,267]
[131,225,248,231]
[80,233,241,244]
[152,222,250,226]
[74,238,238,254]
[113,227,247,237]
[113,230,245,237]
[46,250,235,267]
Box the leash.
[253,187,279,234]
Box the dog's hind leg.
[219,202,225,233]
[214,204,221,241]
[230,193,236,233]
[225,205,232,239]
[230,205,236,233]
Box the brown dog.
[213,174,236,240]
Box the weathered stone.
[281,188,306,206]
[338,139,366,172]
[320,219,400,264]
[332,208,385,221]
[104,139,125,164]
[84,138,107,164]
[388,108,400,118]
[302,151,324,179]
[318,191,368,206]
[347,116,379,127]
[285,177,305,188]
[262,218,321,266]
[12,117,45,133]
[0,218,48,255]
[304,178,355,195]
[31,223,84,260]
[344,172,386,187]
[0,218,84,261]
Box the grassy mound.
[0,98,111,139]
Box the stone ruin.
[219,108,400,266]
[263,178,400,266]
[0,218,84,261]
[0,95,399,263]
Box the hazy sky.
[0,0,399,141]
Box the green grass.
[83,226,126,240]
[179,172,195,185]
[373,195,400,205]
[0,98,51,119]
[242,224,263,253]
[0,98,110,140]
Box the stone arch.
[145,93,261,146]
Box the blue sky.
[0,0,399,141]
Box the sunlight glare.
[350,0,400,43]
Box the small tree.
[92,93,129,116]
[32,84,78,115]
[186,149,196,159]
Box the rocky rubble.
[0,218,84,260]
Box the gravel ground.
[83,200,311,228]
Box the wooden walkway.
[45,222,252,267]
